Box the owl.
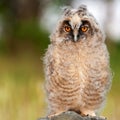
[44,5,112,117]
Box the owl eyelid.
[81,24,89,28]
[64,22,71,27]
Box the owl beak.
[74,35,78,42]
[73,31,79,42]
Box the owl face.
[59,15,93,42]
[52,5,102,44]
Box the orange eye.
[65,26,71,32]
[81,25,88,32]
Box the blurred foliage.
[0,21,49,55]
[0,0,50,56]
[10,20,50,54]
[0,55,46,120]
[52,0,73,6]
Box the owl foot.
[47,111,65,118]
[80,110,96,117]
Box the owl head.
[50,5,105,46]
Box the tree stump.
[38,111,106,120]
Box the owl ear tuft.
[61,6,72,16]
[78,4,87,11]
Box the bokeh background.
[0,0,120,120]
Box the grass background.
[0,54,46,120]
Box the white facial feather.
[70,14,82,29]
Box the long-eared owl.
[44,5,112,116]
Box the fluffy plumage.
[44,5,112,116]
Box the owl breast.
[45,42,111,115]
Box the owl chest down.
[45,43,111,112]
[51,44,108,83]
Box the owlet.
[44,5,112,117]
